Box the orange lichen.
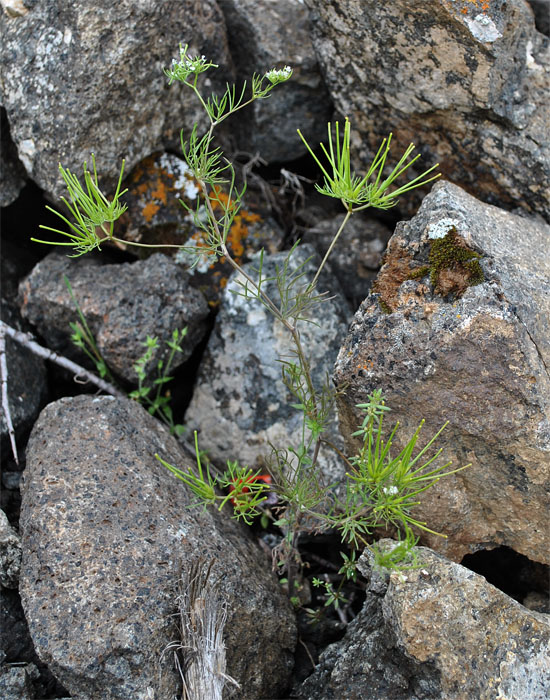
[142,201,160,223]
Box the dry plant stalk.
[163,558,239,700]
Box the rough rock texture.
[302,212,392,308]
[308,0,550,220]
[297,542,550,700]
[0,0,233,200]
[334,181,550,564]
[18,252,209,383]
[0,304,48,458]
[20,395,296,700]
[0,509,21,589]
[0,108,26,207]
[217,0,332,162]
[0,663,38,700]
[185,244,351,480]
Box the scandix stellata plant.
[34,45,468,601]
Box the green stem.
[308,208,353,291]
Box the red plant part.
[229,473,272,506]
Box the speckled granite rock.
[308,0,550,220]
[0,510,21,589]
[296,541,550,700]
[0,0,233,201]
[334,180,550,563]
[18,252,209,383]
[185,244,351,482]
[217,0,332,162]
[20,395,296,700]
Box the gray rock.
[0,588,36,664]
[20,394,296,700]
[18,252,209,383]
[217,0,332,162]
[0,0,233,201]
[297,541,550,700]
[185,244,352,482]
[0,304,48,460]
[0,109,26,208]
[308,0,550,220]
[333,180,550,564]
[0,663,38,700]
[0,510,21,589]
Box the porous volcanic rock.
[0,0,233,201]
[296,541,550,700]
[333,180,550,564]
[308,0,550,220]
[185,244,351,481]
[18,252,209,383]
[217,0,332,162]
[20,395,296,700]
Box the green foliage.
[128,329,187,436]
[38,45,469,613]
[32,156,127,257]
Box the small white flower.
[265,65,293,84]
[383,485,399,496]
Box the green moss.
[404,226,484,299]
[378,298,393,314]
[408,265,430,280]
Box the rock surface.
[334,180,550,564]
[297,541,550,700]
[302,212,392,308]
[308,0,550,220]
[0,304,48,459]
[20,395,296,699]
[0,109,26,207]
[217,0,332,163]
[18,252,209,383]
[0,509,21,589]
[185,244,351,481]
[0,0,233,200]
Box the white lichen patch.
[425,217,464,240]
[464,14,502,43]
[18,138,36,173]
[159,153,199,200]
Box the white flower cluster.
[265,65,293,84]
[383,485,399,496]
[173,54,207,72]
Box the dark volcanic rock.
[308,0,550,220]
[20,395,296,699]
[0,0,233,201]
[296,542,550,700]
[18,252,209,384]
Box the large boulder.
[296,542,550,700]
[0,0,233,201]
[307,0,550,220]
[185,244,351,481]
[217,0,332,163]
[20,395,296,699]
[333,180,550,564]
[18,252,209,383]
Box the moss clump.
[408,227,483,298]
